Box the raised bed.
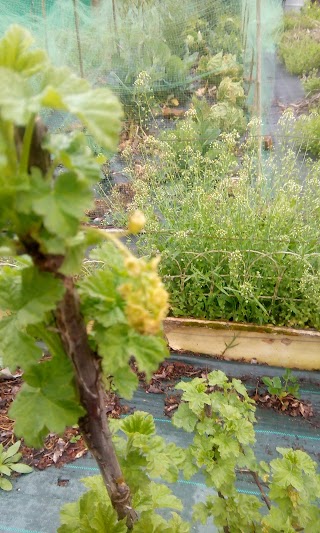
[164,317,320,370]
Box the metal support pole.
[73,0,84,78]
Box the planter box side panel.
[164,320,320,370]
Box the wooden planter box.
[164,318,320,371]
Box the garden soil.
[0,355,319,533]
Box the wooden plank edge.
[163,318,320,371]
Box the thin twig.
[217,492,230,533]
[250,471,271,510]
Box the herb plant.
[121,115,320,329]
[0,440,32,491]
[262,369,300,400]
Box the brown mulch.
[0,376,130,470]
[85,198,110,222]
[251,390,314,419]
[135,360,205,417]
[134,360,204,395]
[164,394,181,417]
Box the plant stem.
[19,117,137,529]
[249,471,271,510]
[237,464,271,510]
[19,116,35,174]
[217,492,230,533]
[55,277,137,528]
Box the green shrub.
[294,110,320,156]
[301,68,320,95]
[282,11,319,31]
[279,32,320,75]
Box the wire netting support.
[72,0,84,78]
[255,0,262,174]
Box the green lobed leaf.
[262,507,297,533]
[132,512,189,533]
[149,482,183,511]
[166,513,190,533]
[9,355,85,448]
[207,370,228,387]
[0,26,47,76]
[112,367,139,400]
[231,378,248,397]
[45,132,102,184]
[176,378,211,416]
[78,269,126,327]
[132,514,169,533]
[59,494,127,533]
[0,68,40,124]
[0,266,64,370]
[172,402,198,432]
[0,265,64,325]
[0,316,43,370]
[143,439,185,483]
[120,412,155,436]
[30,170,93,238]
[95,324,168,395]
[95,324,131,374]
[269,448,320,497]
[128,332,169,380]
[40,67,123,152]
[133,482,183,513]
[192,496,216,525]
[88,241,125,270]
[211,433,240,460]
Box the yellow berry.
[128,210,146,234]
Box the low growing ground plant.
[279,32,320,76]
[262,369,300,401]
[0,440,32,491]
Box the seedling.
[0,440,32,491]
[262,369,300,400]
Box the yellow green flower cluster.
[118,255,169,335]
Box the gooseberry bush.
[0,24,171,530]
[0,26,319,533]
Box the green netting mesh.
[0,0,284,131]
[0,1,244,111]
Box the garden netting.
[0,0,282,127]
[0,1,320,532]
